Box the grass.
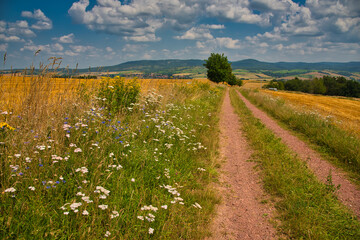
[0,70,224,239]
[229,88,360,239]
[263,89,360,137]
[241,89,360,183]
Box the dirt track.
[236,90,360,219]
[208,90,276,239]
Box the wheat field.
[263,90,360,136]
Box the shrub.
[97,77,140,114]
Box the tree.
[204,53,241,86]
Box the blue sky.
[0,0,359,68]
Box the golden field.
[0,75,210,112]
[242,80,268,89]
[263,90,360,136]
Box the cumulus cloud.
[53,33,75,44]
[0,34,24,42]
[68,0,272,42]
[175,24,225,40]
[21,9,52,30]
[175,27,213,40]
[196,37,242,51]
[205,0,272,26]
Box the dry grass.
[263,90,360,137]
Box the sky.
[0,0,359,69]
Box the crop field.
[0,75,209,112]
[263,90,360,136]
[241,80,268,89]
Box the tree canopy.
[204,53,242,86]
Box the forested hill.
[94,59,360,73]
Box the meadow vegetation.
[0,71,224,239]
[241,89,360,183]
[230,88,360,239]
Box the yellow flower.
[0,122,15,131]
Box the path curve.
[208,90,276,240]
[237,90,360,219]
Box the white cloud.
[175,24,226,40]
[105,47,113,52]
[21,9,52,30]
[68,0,273,42]
[55,33,75,44]
[197,37,242,50]
[0,21,6,33]
[0,34,23,42]
[122,43,147,52]
[52,43,64,52]
[175,27,213,40]
[0,43,8,51]
[215,37,242,49]
[205,0,271,26]
[335,17,360,33]
[142,53,152,60]
[70,45,94,53]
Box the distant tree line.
[52,74,98,79]
[264,76,360,98]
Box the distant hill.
[98,59,204,74]
[85,59,360,73]
[231,59,360,72]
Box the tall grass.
[229,88,360,239]
[241,89,360,182]
[0,67,224,239]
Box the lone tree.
[204,53,242,86]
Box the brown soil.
[236,90,360,219]
[208,90,276,240]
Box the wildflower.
[14,154,21,158]
[148,228,154,234]
[98,204,108,210]
[99,195,107,199]
[131,178,135,182]
[28,186,35,191]
[82,210,89,216]
[137,216,144,221]
[161,205,168,209]
[74,148,82,153]
[64,212,69,215]
[104,231,111,237]
[5,187,16,193]
[70,202,82,211]
[110,210,119,219]
[82,196,93,203]
[75,167,88,174]
[109,152,114,157]
[95,186,110,195]
[192,202,202,209]
[69,143,77,147]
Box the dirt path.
[236,90,360,219]
[208,90,276,240]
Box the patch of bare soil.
[236,90,360,219]
[208,90,276,240]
